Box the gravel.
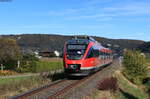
[61,60,120,99]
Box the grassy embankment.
[114,70,149,99]
[92,56,150,99]
[92,70,149,99]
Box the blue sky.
[0,0,150,41]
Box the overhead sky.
[0,0,150,41]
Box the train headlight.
[68,64,80,70]
[70,65,76,69]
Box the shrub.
[22,54,39,61]
[0,70,17,76]
[16,54,39,73]
[143,77,150,94]
[123,50,148,84]
[97,77,118,92]
[16,61,37,73]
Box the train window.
[86,47,99,58]
[99,52,103,59]
[99,52,103,55]
[67,44,86,50]
[86,47,94,58]
[66,44,87,60]
[93,50,99,57]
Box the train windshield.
[66,44,87,60]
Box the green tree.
[0,38,21,70]
[123,50,148,84]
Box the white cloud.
[47,9,78,16]
[87,0,113,5]
[33,0,150,22]
[103,2,150,16]
[68,13,116,20]
[136,32,145,36]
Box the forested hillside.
[137,42,150,52]
[1,34,145,54]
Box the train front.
[63,39,93,76]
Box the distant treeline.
[1,34,145,55]
[137,42,150,52]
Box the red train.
[63,36,113,76]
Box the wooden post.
[1,64,3,71]
[17,60,20,68]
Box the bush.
[97,77,118,92]
[16,54,38,73]
[22,54,39,61]
[15,54,63,73]
[123,50,148,84]
[143,77,150,94]
[0,70,17,76]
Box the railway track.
[11,79,67,99]
[11,72,98,99]
[48,75,91,99]
[11,60,119,99]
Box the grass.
[0,58,64,99]
[92,70,149,99]
[0,76,51,99]
[113,70,149,99]
[0,76,32,85]
[40,57,63,62]
[15,57,63,73]
[91,90,115,99]
[34,61,63,72]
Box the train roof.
[66,36,97,44]
[66,36,112,53]
[67,39,89,44]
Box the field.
[0,58,64,99]
[40,57,63,62]
[0,76,51,99]
[0,76,32,85]
[35,60,63,72]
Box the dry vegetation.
[40,57,63,62]
[92,70,149,99]
[0,70,18,76]
[0,58,64,99]
[0,76,51,99]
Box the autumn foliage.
[0,70,17,76]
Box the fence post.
[1,64,3,71]
[17,60,20,68]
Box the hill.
[137,42,150,52]
[0,34,145,55]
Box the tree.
[0,38,21,70]
[123,50,148,84]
